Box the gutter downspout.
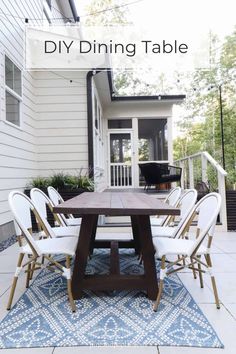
[86,71,94,178]
[68,0,79,22]
[87,70,103,179]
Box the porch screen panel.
[138,118,168,186]
[138,119,168,161]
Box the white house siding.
[0,0,43,232]
[0,0,88,239]
[35,70,88,175]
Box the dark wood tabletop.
[53,192,180,216]
[53,191,180,301]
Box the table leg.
[130,215,141,254]
[132,215,158,300]
[72,214,98,299]
[110,241,120,275]
[89,216,99,255]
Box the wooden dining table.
[53,192,180,300]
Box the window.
[94,96,98,129]
[108,119,132,129]
[46,0,52,9]
[94,93,103,136]
[5,56,22,126]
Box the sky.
[74,0,236,76]
[75,0,236,40]
[74,0,236,137]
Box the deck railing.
[110,163,132,188]
[175,151,228,230]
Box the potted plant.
[25,169,94,230]
[49,171,94,201]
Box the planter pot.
[226,190,236,231]
[57,188,87,202]
[24,187,89,232]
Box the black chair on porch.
[139,162,182,191]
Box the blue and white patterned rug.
[0,235,17,253]
[0,249,223,348]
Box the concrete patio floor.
[0,229,236,354]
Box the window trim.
[46,0,52,9]
[93,85,103,139]
[4,54,23,128]
[5,85,22,103]
[43,0,52,23]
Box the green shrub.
[27,170,94,191]
[27,176,50,189]
[75,175,94,191]
[50,172,70,189]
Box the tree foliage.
[174,29,236,188]
[84,0,129,25]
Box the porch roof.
[93,70,186,108]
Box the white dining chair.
[7,191,77,312]
[48,187,132,248]
[150,186,182,226]
[47,186,81,226]
[151,189,198,239]
[30,188,80,238]
[152,192,221,311]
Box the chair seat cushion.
[151,225,177,238]
[21,237,77,256]
[54,226,80,237]
[153,237,208,258]
[161,174,181,182]
[39,225,80,238]
[95,232,132,241]
[150,217,165,226]
[65,217,82,226]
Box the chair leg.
[25,261,31,288]
[197,256,204,288]
[153,256,165,312]
[7,253,24,310]
[191,256,197,279]
[29,259,36,280]
[66,256,76,312]
[139,254,143,265]
[205,254,220,309]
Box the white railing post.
[217,170,228,231]
[201,153,208,184]
[179,161,185,189]
[188,158,194,188]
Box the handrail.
[174,150,228,230]
[110,162,131,165]
[175,151,227,176]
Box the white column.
[201,154,208,183]
[217,171,228,231]
[132,118,139,188]
[179,161,185,189]
[167,116,173,164]
[188,158,194,188]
